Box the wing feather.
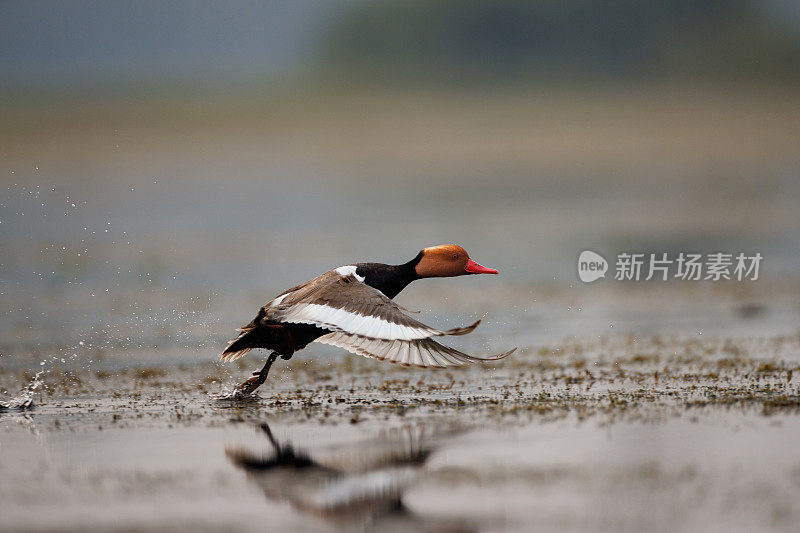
[315,332,516,368]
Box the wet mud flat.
[3,333,800,533]
[2,88,800,531]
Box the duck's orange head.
[414,244,499,278]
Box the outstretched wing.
[316,331,516,368]
[266,269,514,368]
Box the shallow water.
[3,393,800,532]
[3,318,800,532]
[2,91,800,531]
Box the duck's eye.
[452,254,459,260]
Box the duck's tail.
[220,322,291,362]
[219,329,256,362]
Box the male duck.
[221,244,515,395]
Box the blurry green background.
[1,1,799,359]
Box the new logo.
[578,250,608,282]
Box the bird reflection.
[226,422,476,531]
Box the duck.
[220,244,515,396]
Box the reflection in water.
[226,423,477,531]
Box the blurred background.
[5,6,800,531]
[2,0,800,365]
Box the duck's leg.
[234,352,279,396]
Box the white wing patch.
[278,303,437,340]
[267,293,289,308]
[316,333,463,368]
[334,265,365,282]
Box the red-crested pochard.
[221,245,515,395]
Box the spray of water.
[2,182,231,402]
[0,370,43,410]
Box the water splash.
[210,385,262,402]
[0,371,44,410]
